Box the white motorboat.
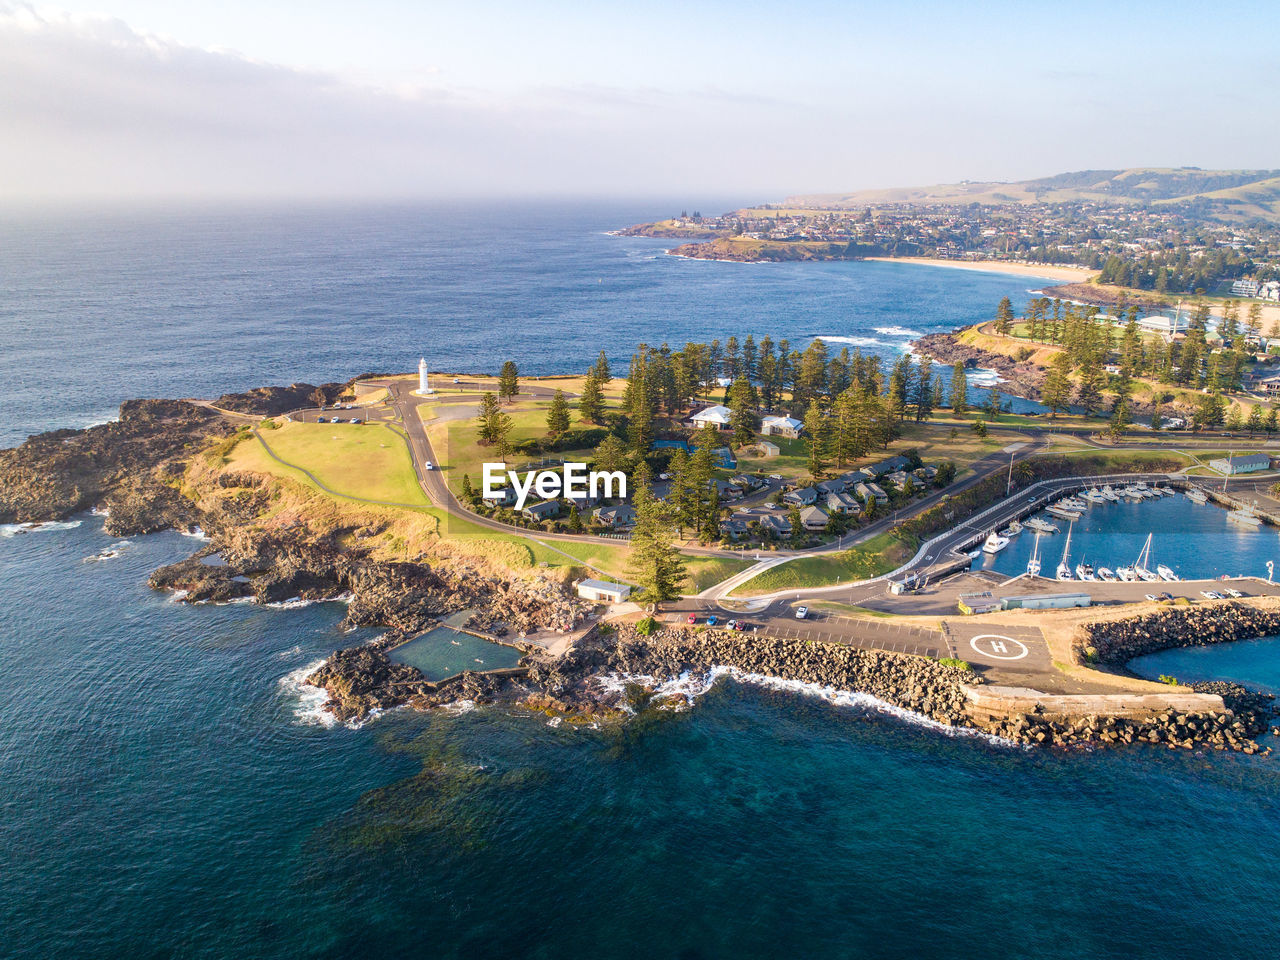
[1075,561,1097,581]
[1100,486,1120,501]
[1047,505,1083,521]
[1027,533,1042,577]
[1228,504,1262,527]
[1025,517,1059,534]
[1082,488,1107,504]
[982,531,1010,554]
[1096,566,1118,582]
[1116,565,1137,582]
[1186,487,1208,504]
[1060,496,1088,511]
[1157,564,1180,581]
[1003,520,1023,536]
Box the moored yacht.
[1027,533,1042,577]
[1056,523,1075,581]
[1100,485,1120,501]
[982,531,1010,554]
[1228,504,1263,527]
[1116,565,1137,582]
[1025,517,1059,534]
[1083,488,1106,504]
[1157,564,1180,581]
[1186,487,1208,504]
[1047,504,1083,521]
[1075,561,1097,581]
[1096,566,1118,582]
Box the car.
[1145,594,1158,602]
[1200,590,1220,600]
[795,606,808,620]
[316,416,327,423]
[686,613,697,625]
[453,378,461,384]
[726,619,737,630]
[424,461,434,471]
[706,615,718,626]
[1225,588,1243,598]
[1158,593,1173,601]
[350,418,361,424]
[734,620,746,631]
[658,473,671,481]
[769,474,783,481]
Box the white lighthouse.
[415,357,433,396]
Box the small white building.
[760,415,804,439]
[690,405,733,430]
[1138,315,1188,337]
[1209,453,1272,475]
[576,579,632,603]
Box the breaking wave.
[874,325,923,337]
[1,520,83,538]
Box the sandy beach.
[866,256,1096,283]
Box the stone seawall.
[1076,600,1280,665]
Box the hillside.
[790,167,1280,221]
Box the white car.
[1225,588,1243,598]
[424,461,435,471]
[1200,590,1219,600]
[1144,594,1158,602]
[769,474,783,481]
[795,606,808,620]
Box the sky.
[2,0,1279,203]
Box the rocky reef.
[913,331,1047,401]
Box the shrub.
[635,615,658,636]
[938,657,971,671]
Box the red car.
[686,613,697,625]
[734,620,747,631]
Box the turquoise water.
[4,205,1280,957]
[387,626,522,680]
[979,493,1280,581]
[1133,636,1280,695]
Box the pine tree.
[728,377,756,445]
[578,371,605,423]
[593,350,612,385]
[1042,354,1072,416]
[995,296,1014,335]
[477,392,501,441]
[498,361,519,403]
[545,389,570,444]
[592,434,630,475]
[803,401,827,477]
[460,473,477,505]
[627,479,686,603]
[951,361,968,417]
[1266,407,1278,434]
[914,356,933,421]
[1247,404,1265,437]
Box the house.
[719,516,752,541]
[855,482,888,504]
[815,478,848,496]
[800,505,829,531]
[576,579,632,603]
[866,455,911,477]
[710,479,742,501]
[759,514,792,538]
[838,469,870,487]
[914,465,938,480]
[1257,374,1280,396]
[690,405,732,430]
[1138,315,1188,336]
[826,491,861,515]
[783,486,819,507]
[755,440,781,457]
[760,415,804,439]
[522,500,562,522]
[885,470,913,489]
[483,487,517,507]
[1232,278,1261,297]
[1209,453,1271,475]
[730,474,763,491]
[593,504,637,528]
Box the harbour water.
[980,491,1280,582]
[3,203,1280,957]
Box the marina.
[980,488,1280,583]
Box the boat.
[1056,524,1075,581]
[982,531,1010,554]
[1059,496,1088,511]
[1027,533,1042,577]
[1096,566,1118,582]
[1186,487,1208,504]
[1134,533,1161,581]
[1025,517,1059,534]
[1157,564,1180,581]
[1100,485,1120,501]
[1047,505,1083,521]
[1082,488,1107,504]
[1075,561,1097,581]
[1227,503,1262,527]
[1004,520,1023,536]
[1116,565,1137,582]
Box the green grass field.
[730,532,917,596]
[681,555,756,594]
[229,421,431,506]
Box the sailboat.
[1056,523,1075,581]
[1157,564,1180,581]
[1134,533,1161,581]
[1027,533,1042,577]
[1228,502,1262,527]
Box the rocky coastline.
[913,330,1047,402]
[3,378,1277,752]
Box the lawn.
[681,555,756,594]
[730,531,918,596]
[229,421,430,506]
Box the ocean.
[2,202,1279,958]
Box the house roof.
[691,405,732,424]
[523,500,560,517]
[761,415,803,430]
